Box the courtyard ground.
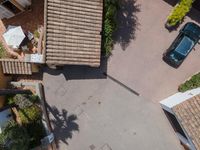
[108,0,200,102]
[43,0,200,149]
[43,70,182,150]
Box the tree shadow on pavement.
[113,0,141,50]
[46,104,79,148]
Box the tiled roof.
[44,0,103,67]
[172,95,200,150]
[0,59,32,75]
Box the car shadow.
[113,0,141,50]
[45,103,79,148]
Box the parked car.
[163,22,200,68]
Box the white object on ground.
[3,26,25,49]
[24,54,43,63]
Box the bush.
[25,120,46,148]
[14,94,33,109]
[19,105,42,124]
[179,72,200,92]
[103,0,119,56]
[8,94,39,109]
[167,0,194,26]
[0,121,30,150]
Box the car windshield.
[169,51,184,62]
[175,36,194,56]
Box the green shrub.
[34,30,40,39]
[167,0,194,26]
[103,0,119,56]
[0,121,30,150]
[179,72,200,92]
[19,105,42,124]
[25,120,46,148]
[6,94,15,105]
[29,95,40,103]
[0,43,6,58]
[8,94,39,109]
[14,94,33,109]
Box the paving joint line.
[103,72,140,96]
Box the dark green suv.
[163,22,200,68]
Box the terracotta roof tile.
[172,94,200,150]
[0,59,32,75]
[44,0,103,67]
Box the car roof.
[175,36,194,56]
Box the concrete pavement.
[43,70,183,150]
[42,0,200,149]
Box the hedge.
[102,0,119,56]
[179,72,200,92]
[167,0,194,26]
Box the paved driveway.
[108,0,200,102]
[43,71,182,150]
[42,0,200,149]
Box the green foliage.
[19,105,42,124]
[0,121,29,150]
[6,94,15,105]
[0,43,6,58]
[34,30,40,39]
[5,94,45,148]
[7,94,39,106]
[29,95,40,103]
[103,0,119,56]
[167,0,195,26]
[25,120,46,148]
[14,94,33,109]
[179,72,200,92]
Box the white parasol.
[3,25,26,49]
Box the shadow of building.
[43,56,108,80]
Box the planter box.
[10,81,55,150]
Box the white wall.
[160,87,200,110]
[160,88,200,150]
